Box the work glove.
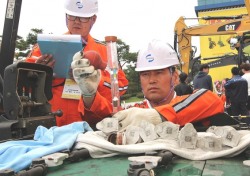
[112,107,163,130]
[71,51,101,97]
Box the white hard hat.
[64,0,98,17]
[135,39,180,72]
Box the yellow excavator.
[174,0,250,79]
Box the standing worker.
[224,67,249,124]
[193,64,213,91]
[174,72,193,96]
[241,63,250,111]
[113,39,224,129]
[26,0,128,129]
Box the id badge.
[62,79,81,100]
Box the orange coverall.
[133,89,224,126]
[26,34,128,128]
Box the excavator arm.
[174,0,250,74]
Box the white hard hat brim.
[135,58,180,72]
[65,9,96,17]
[135,64,178,72]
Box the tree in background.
[115,39,142,99]
[26,28,43,45]
[15,28,43,60]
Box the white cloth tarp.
[74,130,250,160]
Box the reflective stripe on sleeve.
[103,82,128,91]
[173,89,208,113]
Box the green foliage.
[15,28,43,60]
[120,94,132,100]
[116,38,141,96]
[123,96,143,103]
[136,92,144,98]
[16,38,29,51]
[26,28,43,45]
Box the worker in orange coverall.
[26,0,128,129]
[112,39,225,130]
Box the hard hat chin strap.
[65,14,68,27]
[89,17,95,30]
[150,84,175,106]
[148,67,175,106]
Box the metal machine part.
[156,150,174,166]
[127,162,151,176]
[0,0,22,77]
[67,148,90,162]
[0,75,3,114]
[42,153,69,167]
[0,158,47,176]
[0,62,59,142]
[127,150,174,176]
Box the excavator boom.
[174,0,250,75]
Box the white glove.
[112,107,163,130]
[71,51,101,97]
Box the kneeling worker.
[113,39,224,129]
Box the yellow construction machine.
[174,0,250,80]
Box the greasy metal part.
[0,75,3,114]
[17,158,47,176]
[107,132,118,144]
[67,148,90,162]
[107,132,123,145]
[244,147,250,158]
[0,62,56,142]
[157,150,174,166]
[127,161,151,176]
[0,159,47,176]
[0,169,15,176]
[127,150,174,176]
[49,110,63,117]
[0,0,22,77]
[44,154,250,175]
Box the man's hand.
[35,54,55,68]
[71,51,101,97]
[112,107,163,130]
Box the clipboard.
[37,34,82,78]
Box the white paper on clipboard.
[37,34,82,78]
